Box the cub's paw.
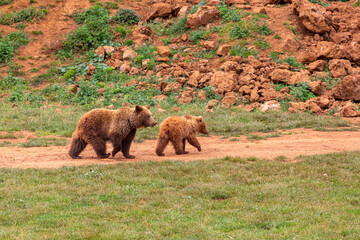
[198,147,201,152]
[125,155,136,159]
[156,152,165,156]
[70,155,82,159]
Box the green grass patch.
[19,138,69,147]
[0,0,13,6]
[0,134,23,139]
[0,31,30,63]
[1,152,360,238]
[0,6,48,25]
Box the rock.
[157,46,172,57]
[177,6,189,18]
[340,101,357,117]
[94,46,116,59]
[333,75,360,101]
[269,69,293,84]
[259,100,281,112]
[328,59,352,78]
[289,72,311,85]
[186,6,220,29]
[200,40,216,50]
[222,92,237,108]
[220,61,242,74]
[209,71,238,94]
[177,90,194,104]
[262,88,278,101]
[293,0,330,34]
[133,25,153,46]
[309,102,322,114]
[120,62,131,72]
[147,3,172,21]
[314,41,346,60]
[206,0,221,5]
[250,88,260,102]
[163,82,181,93]
[309,80,324,95]
[152,95,168,101]
[282,38,300,53]
[301,50,318,64]
[306,60,327,72]
[197,90,207,101]
[239,85,251,95]
[123,50,138,60]
[87,64,96,76]
[188,71,202,87]
[173,106,181,112]
[206,99,219,109]
[247,55,262,69]
[181,34,188,42]
[216,44,232,56]
[346,42,360,65]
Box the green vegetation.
[0,31,30,63]
[1,152,360,238]
[308,0,331,7]
[289,82,316,102]
[19,137,69,147]
[111,8,140,25]
[354,0,360,6]
[189,30,209,44]
[0,6,48,25]
[31,30,43,35]
[0,0,12,6]
[230,45,258,58]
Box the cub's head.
[135,105,157,128]
[196,116,208,134]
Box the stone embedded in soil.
[188,71,202,87]
[222,92,237,108]
[123,50,138,60]
[177,90,194,104]
[216,44,232,56]
[328,59,352,78]
[293,0,330,34]
[157,46,172,57]
[306,60,327,72]
[209,71,238,94]
[259,100,281,113]
[185,6,220,29]
[146,3,173,21]
[340,101,357,117]
[333,75,360,101]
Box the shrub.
[289,82,316,102]
[230,45,258,58]
[230,25,249,39]
[146,60,155,70]
[111,8,140,25]
[217,2,242,23]
[282,57,303,70]
[75,80,99,105]
[257,23,273,35]
[166,17,187,35]
[115,25,127,38]
[0,0,13,6]
[0,31,29,63]
[7,31,30,48]
[0,6,48,25]
[189,30,209,44]
[71,5,109,24]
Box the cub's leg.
[172,137,187,155]
[122,129,137,159]
[155,134,170,156]
[182,139,189,154]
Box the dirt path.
[0,128,359,169]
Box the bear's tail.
[68,131,87,159]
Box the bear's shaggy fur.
[69,105,157,159]
[155,114,208,156]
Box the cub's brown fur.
[69,105,157,159]
[155,114,208,156]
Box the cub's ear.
[145,104,151,109]
[135,105,143,113]
[197,116,203,122]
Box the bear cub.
[155,114,208,156]
[69,105,157,159]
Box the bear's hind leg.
[182,139,189,154]
[68,137,87,159]
[90,138,110,158]
[155,135,169,156]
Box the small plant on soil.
[230,45,258,58]
[289,82,316,102]
[111,8,140,25]
[0,6,48,25]
[0,0,13,6]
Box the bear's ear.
[135,105,143,113]
[197,116,203,122]
[145,104,151,109]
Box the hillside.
[0,0,360,116]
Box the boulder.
[222,92,237,108]
[133,25,153,46]
[340,101,357,117]
[293,0,330,34]
[216,44,232,56]
[200,40,216,50]
[146,3,172,21]
[197,90,207,101]
[259,100,281,112]
[220,61,242,74]
[306,60,327,72]
[328,59,352,78]
[186,6,220,29]
[177,90,194,104]
[333,75,360,101]
[209,71,238,94]
[282,38,300,53]
[157,46,172,57]
[123,49,138,60]
[346,42,360,65]
[269,69,293,84]
[188,71,202,87]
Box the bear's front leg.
[121,129,137,159]
[187,134,201,152]
[90,138,110,158]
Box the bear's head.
[196,116,208,134]
[134,105,157,128]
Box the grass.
[0,0,12,6]
[0,102,351,140]
[19,137,69,147]
[0,6,48,25]
[1,151,360,238]
[0,134,23,139]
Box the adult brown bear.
[155,114,208,156]
[69,105,157,159]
